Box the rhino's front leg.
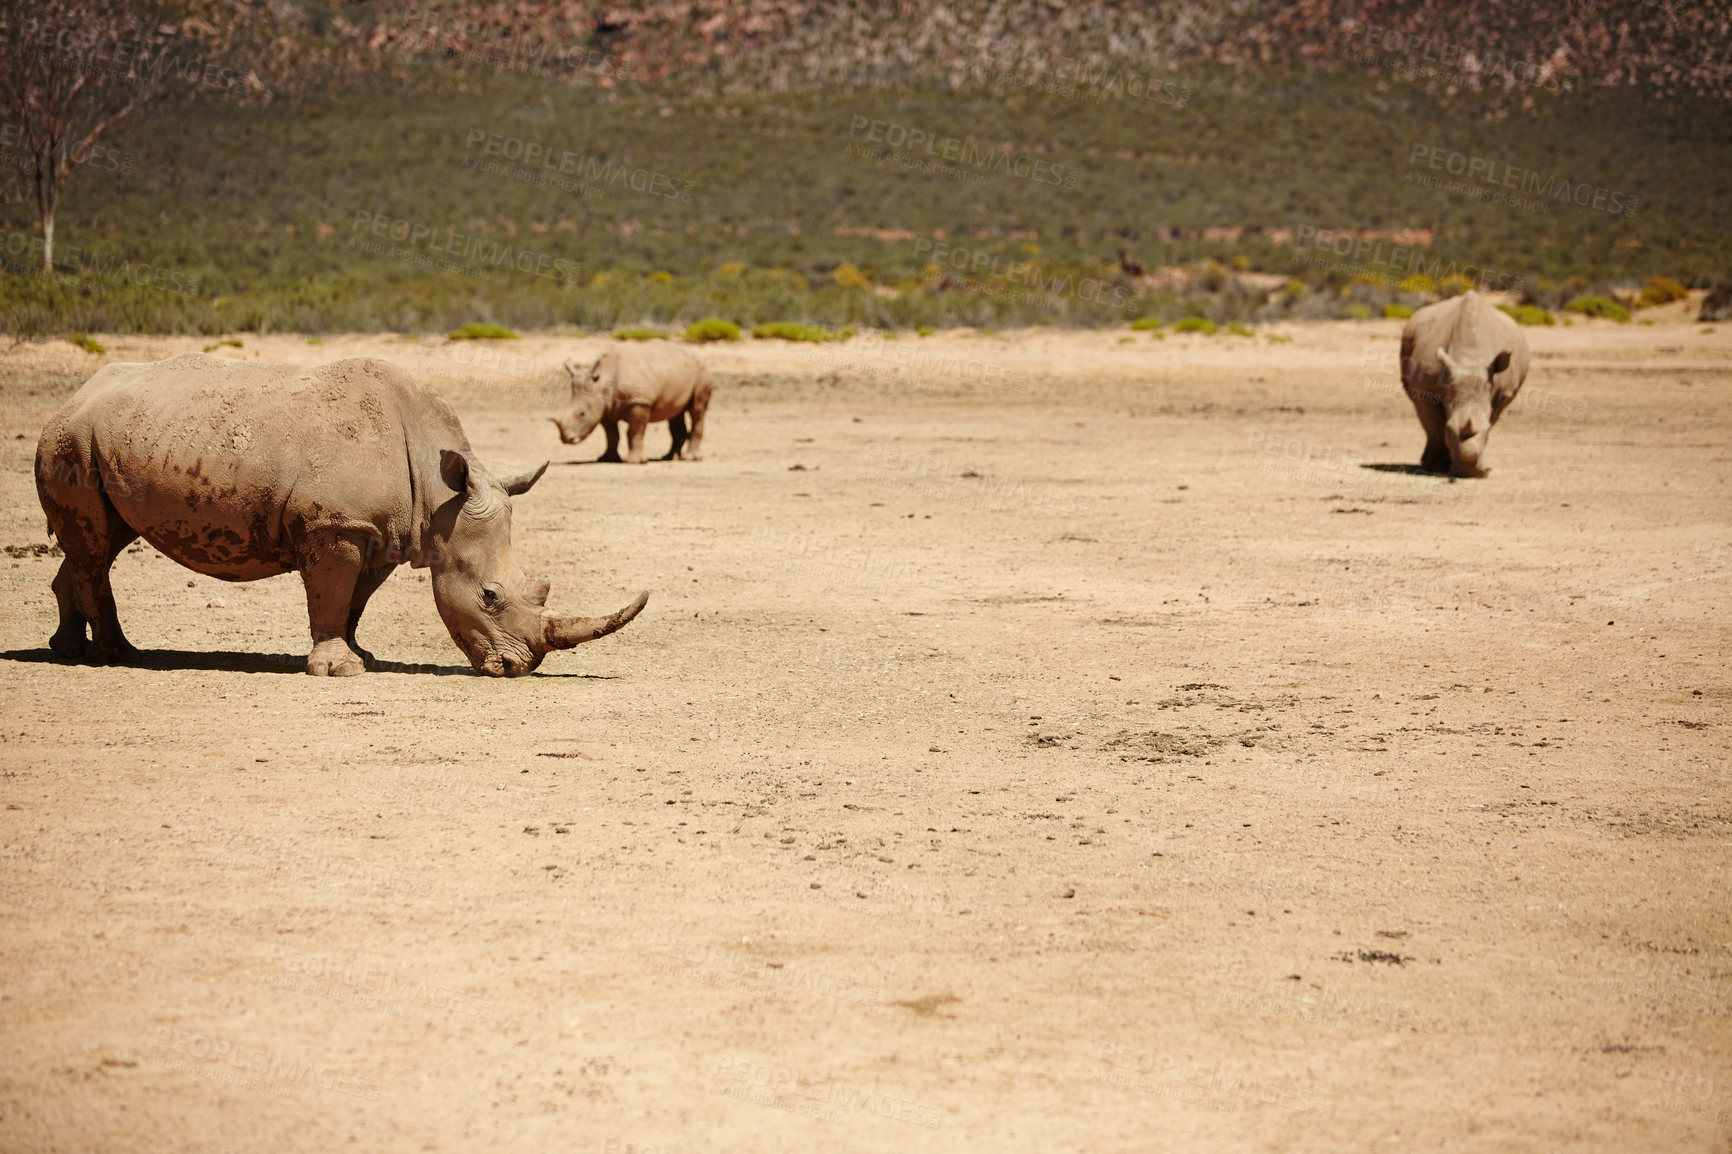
[1409,390,1450,474]
[598,419,623,463]
[299,530,372,676]
[623,405,651,464]
[344,565,396,668]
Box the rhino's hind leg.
[41,469,140,663]
[343,565,397,669]
[682,375,711,461]
[660,413,689,461]
[300,531,374,677]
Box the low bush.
[1565,295,1631,322]
[70,333,106,354]
[1397,275,1437,293]
[1226,322,1254,336]
[686,317,741,342]
[1383,304,1414,319]
[1636,276,1688,308]
[1344,304,1372,320]
[1129,317,1162,331]
[203,338,242,351]
[449,323,520,340]
[752,321,836,342]
[1497,304,1555,326]
[1173,316,1219,334]
[612,327,667,340]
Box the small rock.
[206,598,224,608]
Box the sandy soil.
[0,303,1728,1154]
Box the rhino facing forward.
[1399,291,1531,477]
[552,344,712,464]
[35,353,647,676]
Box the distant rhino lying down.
[35,353,648,676]
[1400,291,1531,477]
[552,344,712,464]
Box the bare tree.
[0,1,170,273]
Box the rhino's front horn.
[542,591,650,650]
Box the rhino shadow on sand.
[0,647,628,677]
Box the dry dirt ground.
[0,304,1728,1154]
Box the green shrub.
[1636,276,1688,308]
[612,327,667,340]
[1497,304,1555,326]
[686,317,741,342]
[1397,275,1437,293]
[1344,304,1372,320]
[1266,334,1293,343]
[1173,316,1219,334]
[714,261,746,280]
[449,323,520,340]
[1226,322,1254,336]
[1383,304,1414,319]
[752,321,835,342]
[70,332,106,354]
[1565,295,1631,322]
[305,336,323,345]
[917,326,935,337]
[203,338,242,351]
[832,263,869,289]
[1118,336,1135,344]
[1129,317,1162,331]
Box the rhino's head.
[550,356,609,445]
[428,449,647,676]
[1434,346,1511,478]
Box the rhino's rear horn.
[542,590,650,650]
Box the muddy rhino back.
[38,354,440,581]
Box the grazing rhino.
[551,344,712,464]
[1399,291,1531,477]
[35,353,648,677]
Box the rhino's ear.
[438,449,491,508]
[1489,351,1511,376]
[500,460,549,496]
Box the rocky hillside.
[292,0,1730,100]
